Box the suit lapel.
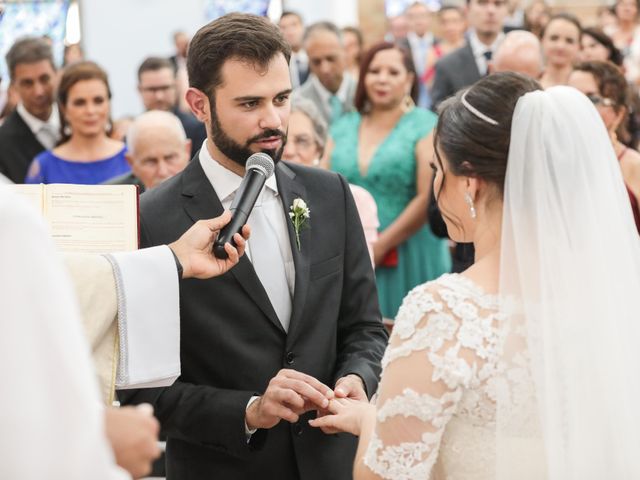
[276,163,310,342]
[11,110,46,150]
[463,43,482,81]
[181,159,285,334]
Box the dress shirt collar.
[407,31,434,49]
[468,29,505,75]
[468,29,505,59]
[292,49,308,65]
[16,103,59,136]
[198,139,279,204]
[311,73,352,104]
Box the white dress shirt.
[199,142,296,438]
[16,103,60,150]
[407,31,435,75]
[468,29,505,76]
[289,49,308,89]
[198,142,296,302]
[311,73,353,117]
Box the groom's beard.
[210,109,286,167]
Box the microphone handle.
[213,169,266,259]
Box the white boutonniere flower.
[289,198,310,250]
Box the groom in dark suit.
[120,12,388,480]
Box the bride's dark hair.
[435,72,541,194]
[433,72,540,231]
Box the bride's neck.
[472,204,502,266]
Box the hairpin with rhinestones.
[461,89,499,126]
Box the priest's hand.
[169,211,250,279]
[245,369,335,430]
[104,404,160,479]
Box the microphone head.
[246,152,275,178]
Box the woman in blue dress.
[325,42,451,319]
[26,61,129,185]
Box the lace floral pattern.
[364,274,504,479]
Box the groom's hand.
[334,374,367,401]
[245,369,334,430]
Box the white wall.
[81,0,358,118]
[81,0,207,118]
[284,0,358,27]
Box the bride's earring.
[464,193,477,219]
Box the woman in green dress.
[324,41,451,319]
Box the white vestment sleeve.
[0,188,128,480]
[106,246,180,389]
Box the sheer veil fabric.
[497,86,640,478]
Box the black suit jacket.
[121,158,388,479]
[430,43,482,110]
[104,171,146,193]
[0,110,46,183]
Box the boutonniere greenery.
[289,198,310,250]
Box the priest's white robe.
[0,188,128,479]
[65,246,180,404]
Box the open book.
[10,183,139,253]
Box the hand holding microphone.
[213,152,275,259]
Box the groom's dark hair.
[187,13,291,99]
[433,72,541,228]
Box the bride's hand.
[308,397,375,436]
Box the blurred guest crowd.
[1,0,639,326]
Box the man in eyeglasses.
[137,56,206,149]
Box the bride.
[309,72,640,479]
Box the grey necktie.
[249,195,292,332]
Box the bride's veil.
[497,86,640,478]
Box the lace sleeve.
[363,280,491,479]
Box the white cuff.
[245,395,260,441]
[105,245,181,389]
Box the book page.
[44,184,138,253]
[6,184,44,213]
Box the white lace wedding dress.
[363,273,539,480]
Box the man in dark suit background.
[278,11,309,89]
[137,56,206,149]
[0,37,59,183]
[398,1,436,108]
[430,0,509,110]
[120,13,387,480]
[168,30,189,74]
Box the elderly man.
[490,30,544,78]
[292,21,356,126]
[107,110,190,192]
